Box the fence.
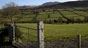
[7,21,44,48]
[44,34,88,48]
[3,21,88,48]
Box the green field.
[16,23,88,41]
[1,7,88,42]
[14,7,88,22]
[0,7,88,23]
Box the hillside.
[14,1,88,10]
[40,2,60,7]
[38,1,88,8]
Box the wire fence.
[1,21,88,48]
[14,25,38,48]
[44,35,88,48]
[6,21,44,48]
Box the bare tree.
[2,2,20,23]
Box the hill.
[38,1,88,8]
[40,2,60,7]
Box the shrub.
[76,18,82,23]
[84,17,88,23]
[48,14,50,18]
[15,26,23,42]
[54,19,58,23]
[70,17,75,24]
[0,27,9,43]
[58,17,63,24]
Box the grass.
[16,23,88,41]
[16,8,87,22]
[1,7,88,42]
[0,7,88,22]
[73,11,88,16]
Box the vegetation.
[0,1,88,43]
[0,1,88,48]
[1,2,20,23]
[16,23,88,41]
[12,7,88,24]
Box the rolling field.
[0,7,88,23]
[16,23,88,41]
[1,7,88,42]
[15,7,88,23]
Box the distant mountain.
[40,2,60,7]
[58,1,88,7]
[19,5,38,10]
[18,1,88,10]
[38,1,88,8]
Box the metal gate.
[7,21,44,48]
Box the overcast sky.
[0,0,78,9]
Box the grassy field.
[13,7,88,22]
[16,23,88,41]
[1,7,88,42]
[0,7,88,22]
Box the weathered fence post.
[37,21,44,48]
[78,34,81,48]
[8,22,15,44]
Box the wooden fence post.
[8,23,15,44]
[78,34,81,48]
[37,21,44,48]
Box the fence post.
[78,34,81,48]
[37,21,44,48]
[8,23,15,44]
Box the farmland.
[16,23,88,41]
[1,1,88,48]
[0,7,88,24]
[1,7,88,41]
[13,7,88,42]
[14,7,88,24]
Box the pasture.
[16,23,88,41]
[0,7,88,43]
[0,7,88,23]
[0,7,88,42]
[0,1,88,48]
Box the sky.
[0,0,77,9]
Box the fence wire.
[15,25,38,48]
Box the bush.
[15,26,23,42]
[84,17,88,23]
[70,17,75,24]
[76,18,82,23]
[48,14,50,18]
[0,27,9,43]
[54,19,58,23]
[58,17,63,24]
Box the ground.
[16,23,88,41]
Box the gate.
[7,21,44,48]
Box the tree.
[2,2,20,23]
[1,3,22,42]
[70,17,75,24]
[76,18,82,23]
[48,14,50,18]
[42,9,46,12]
[54,19,58,23]
[58,17,63,24]
[33,10,39,17]
[84,17,88,23]
[53,9,57,14]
